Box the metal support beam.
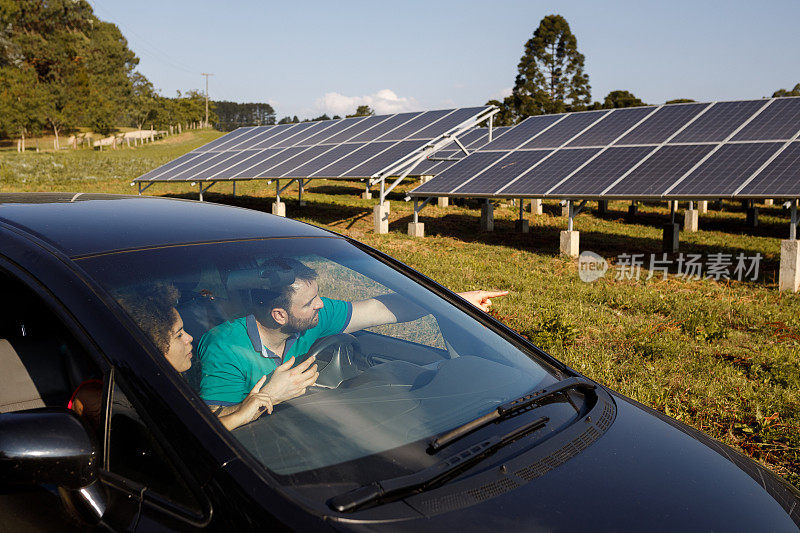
[488,115,493,142]
[275,180,280,203]
[791,200,798,241]
[412,197,435,224]
[568,201,574,232]
[689,200,694,210]
[135,182,154,196]
[232,181,236,197]
[670,200,676,224]
[453,136,470,156]
[198,181,216,202]
[519,199,524,222]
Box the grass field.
[2,130,798,489]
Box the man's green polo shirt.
[197,297,352,404]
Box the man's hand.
[263,355,319,404]
[457,290,509,312]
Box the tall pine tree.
[492,15,591,123]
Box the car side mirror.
[0,408,107,522]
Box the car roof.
[0,193,332,258]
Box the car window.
[77,237,559,482]
[108,381,202,513]
[0,269,103,435]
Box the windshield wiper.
[327,415,548,513]
[428,376,596,453]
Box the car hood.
[332,390,800,532]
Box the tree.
[502,14,591,121]
[129,72,159,131]
[310,114,331,121]
[665,98,696,105]
[346,105,374,118]
[214,101,275,131]
[0,65,48,150]
[602,90,647,109]
[485,99,516,127]
[773,83,800,97]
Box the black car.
[0,193,797,532]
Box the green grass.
[2,132,799,489]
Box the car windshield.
[77,237,560,481]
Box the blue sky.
[88,0,800,120]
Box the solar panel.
[379,110,453,141]
[480,115,563,151]
[194,127,259,152]
[346,113,418,143]
[666,142,784,197]
[346,140,428,177]
[137,151,206,180]
[550,146,654,196]
[311,142,399,178]
[412,152,509,195]
[207,149,280,179]
[190,150,267,180]
[604,144,715,196]
[730,98,800,141]
[738,142,800,196]
[248,124,309,149]
[669,100,767,143]
[263,145,338,177]
[500,148,601,196]
[615,103,711,145]
[277,121,341,147]
[319,115,389,144]
[232,147,305,178]
[165,152,242,181]
[457,150,554,195]
[407,107,487,140]
[280,145,359,178]
[566,107,655,147]
[231,126,284,150]
[520,110,610,149]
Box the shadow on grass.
[164,192,372,228]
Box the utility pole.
[201,73,214,128]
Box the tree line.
[0,0,216,149]
[489,14,799,126]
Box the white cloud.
[315,89,421,116]
[491,87,513,100]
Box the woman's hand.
[218,375,274,430]
[263,355,319,404]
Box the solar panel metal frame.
[408,96,800,201]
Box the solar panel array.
[406,126,512,176]
[135,107,494,183]
[410,97,800,200]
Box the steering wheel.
[305,333,362,388]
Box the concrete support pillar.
[373,204,389,234]
[561,204,570,217]
[746,207,759,228]
[684,209,699,232]
[597,200,609,215]
[407,222,425,238]
[384,200,390,214]
[480,202,494,232]
[437,196,449,208]
[698,200,708,214]
[361,191,372,200]
[764,199,774,206]
[530,199,543,215]
[779,239,800,292]
[663,223,680,253]
[420,175,433,184]
[271,201,286,217]
[515,219,530,233]
[559,230,579,257]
